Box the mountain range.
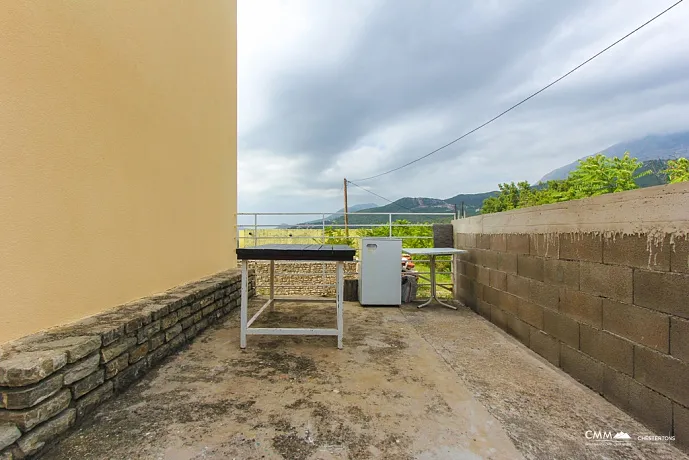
[540,131,689,181]
[297,130,687,226]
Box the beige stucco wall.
[0,1,237,343]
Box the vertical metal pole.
[388,213,392,238]
[253,214,258,247]
[269,260,275,310]
[343,179,349,238]
[240,260,248,349]
[430,255,436,300]
[322,213,326,291]
[336,261,344,349]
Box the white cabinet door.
[359,238,401,305]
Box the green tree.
[664,158,689,183]
[565,152,648,199]
[481,152,653,214]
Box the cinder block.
[530,234,559,258]
[477,300,491,320]
[483,250,499,270]
[530,330,559,366]
[580,262,633,303]
[491,305,508,331]
[580,324,633,375]
[675,403,689,452]
[482,286,501,307]
[457,288,476,311]
[497,252,518,274]
[489,270,507,291]
[506,234,530,254]
[628,380,673,436]
[460,249,477,265]
[560,233,602,263]
[560,344,603,393]
[634,269,689,318]
[518,298,544,329]
[506,274,529,299]
[458,261,478,279]
[474,249,486,267]
[634,345,689,407]
[671,235,689,274]
[603,365,631,410]
[603,233,670,271]
[529,280,558,309]
[463,233,477,248]
[490,234,507,252]
[499,291,519,316]
[559,289,602,328]
[671,317,689,363]
[517,254,544,281]
[543,259,579,289]
[457,275,475,296]
[602,299,669,353]
[507,316,531,346]
[477,266,490,286]
[544,309,579,348]
[477,234,491,250]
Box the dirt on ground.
[42,301,686,460]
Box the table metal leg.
[240,260,248,348]
[269,260,275,311]
[418,255,457,310]
[336,261,344,349]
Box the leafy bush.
[481,152,667,214]
[664,158,689,184]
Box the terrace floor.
[44,300,686,460]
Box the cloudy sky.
[237,0,689,223]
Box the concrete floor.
[43,300,687,460]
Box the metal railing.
[236,212,456,296]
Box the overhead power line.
[346,180,415,212]
[350,0,684,182]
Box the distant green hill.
[444,191,499,217]
[293,152,676,228]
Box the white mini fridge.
[358,237,402,306]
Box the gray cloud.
[238,0,689,221]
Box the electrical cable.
[350,0,684,182]
[346,180,416,212]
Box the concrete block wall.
[455,231,689,448]
[0,269,255,459]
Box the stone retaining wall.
[0,269,254,459]
[248,261,358,297]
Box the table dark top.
[236,244,356,261]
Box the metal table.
[402,247,468,310]
[236,244,356,349]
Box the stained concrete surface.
[43,301,686,460]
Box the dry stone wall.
[247,261,358,297]
[0,269,255,459]
[455,231,689,450]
